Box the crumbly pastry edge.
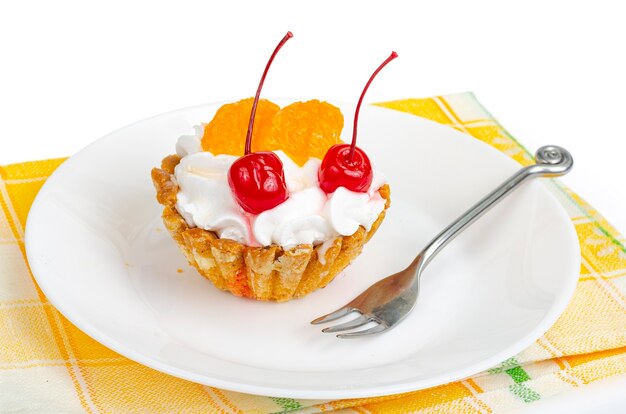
[151,154,390,302]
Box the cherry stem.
[244,31,293,155]
[349,51,398,161]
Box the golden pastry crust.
[151,155,390,302]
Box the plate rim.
[24,101,581,399]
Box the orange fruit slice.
[201,98,280,156]
[260,100,344,165]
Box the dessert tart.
[152,32,396,301]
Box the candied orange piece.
[261,100,344,165]
[201,98,280,156]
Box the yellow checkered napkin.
[2,93,626,413]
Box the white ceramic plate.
[25,101,580,399]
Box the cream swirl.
[253,187,333,248]
[325,187,386,236]
[172,129,386,248]
[174,152,251,244]
[175,125,204,157]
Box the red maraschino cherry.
[319,51,398,194]
[228,32,293,215]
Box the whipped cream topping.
[176,125,204,157]
[174,152,251,244]
[325,187,386,236]
[173,128,386,249]
[254,187,332,247]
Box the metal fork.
[311,145,574,338]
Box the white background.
[1,1,625,412]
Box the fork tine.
[310,306,356,325]
[321,315,371,333]
[336,323,388,339]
